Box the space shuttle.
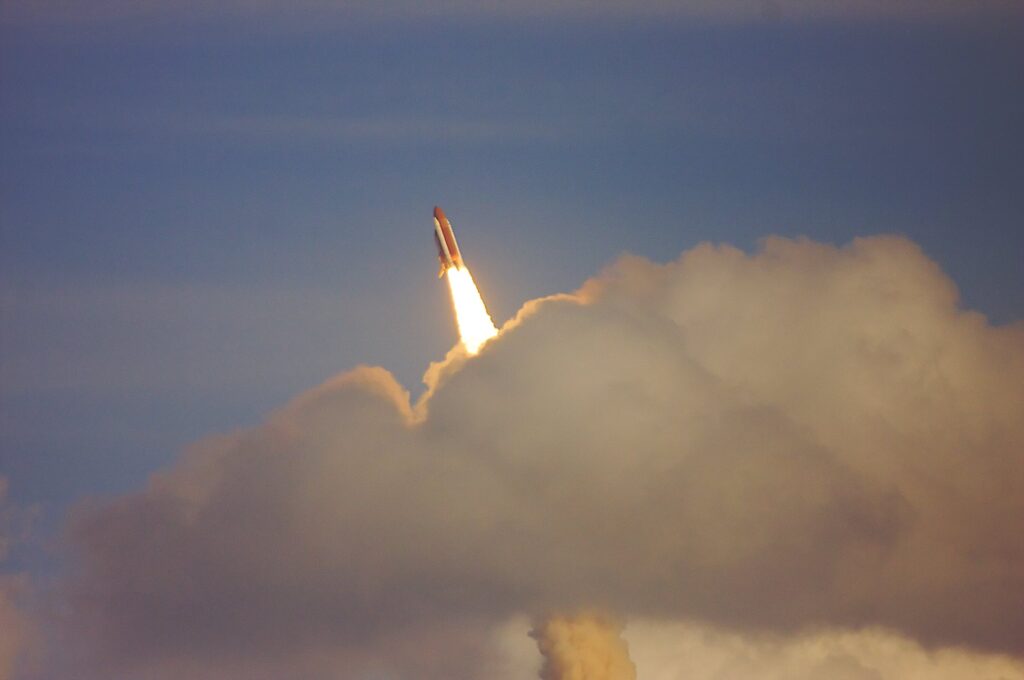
[433,205,465,278]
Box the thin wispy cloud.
[195,113,565,145]
[4,0,1020,28]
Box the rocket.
[433,205,464,278]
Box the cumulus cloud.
[66,235,1024,678]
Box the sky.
[1,2,1023,678]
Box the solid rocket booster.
[433,205,464,278]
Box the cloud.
[533,612,636,680]
[436,615,1024,680]
[488,616,1024,680]
[4,0,1020,28]
[65,235,1024,677]
[621,618,1024,680]
[191,113,563,145]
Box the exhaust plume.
[63,235,1024,678]
[533,613,637,680]
[446,266,498,354]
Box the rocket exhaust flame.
[446,266,498,354]
[433,206,497,354]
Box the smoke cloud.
[534,612,635,680]
[486,616,1024,680]
[621,619,1024,680]
[63,235,1024,678]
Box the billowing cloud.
[622,619,1024,680]
[533,612,635,680]
[491,617,1024,680]
[66,235,1024,677]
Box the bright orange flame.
[446,266,498,354]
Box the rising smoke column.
[533,613,637,680]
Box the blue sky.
[1,2,1022,567]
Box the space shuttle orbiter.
[433,205,464,278]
